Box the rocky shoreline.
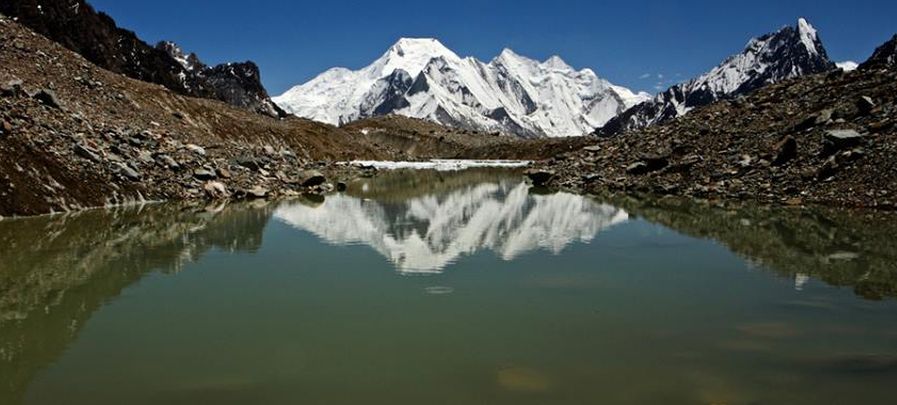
[527,57,897,210]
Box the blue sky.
[90,0,896,95]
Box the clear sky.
[90,0,896,95]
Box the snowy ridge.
[598,18,836,136]
[274,181,628,273]
[274,38,649,138]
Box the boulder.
[1,79,24,97]
[525,169,555,186]
[116,163,141,181]
[216,167,231,179]
[856,96,876,115]
[73,143,101,162]
[193,169,217,181]
[235,155,261,171]
[823,129,865,156]
[772,135,797,166]
[626,162,650,175]
[298,170,326,187]
[156,154,180,171]
[203,181,228,199]
[185,144,206,156]
[246,186,269,199]
[32,89,62,109]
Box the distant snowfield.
[348,159,531,171]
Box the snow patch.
[349,159,531,171]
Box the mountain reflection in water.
[274,179,627,273]
[2,169,897,405]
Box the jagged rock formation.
[859,34,897,70]
[0,0,284,117]
[598,18,837,136]
[274,38,649,138]
[536,33,897,209]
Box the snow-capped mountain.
[597,18,836,136]
[274,180,627,273]
[274,38,649,138]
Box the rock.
[583,145,601,152]
[116,163,141,181]
[525,169,555,186]
[823,129,865,156]
[667,155,703,173]
[193,169,217,181]
[216,167,231,179]
[856,96,876,114]
[203,181,228,199]
[73,143,101,162]
[626,162,650,175]
[186,144,206,156]
[817,156,839,179]
[156,154,180,171]
[32,89,62,109]
[639,152,670,172]
[137,150,154,164]
[336,182,348,192]
[235,155,261,171]
[298,170,326,187]
[1,79,24,97]
[772,135,797,166]
[246,186,269,199]
[1,120,12,135]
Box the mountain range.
[277,18,840,138]
[274,39,650,138]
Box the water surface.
[2,169,896,404]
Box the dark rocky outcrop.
[0,0,285,117]
[860,34,897,70]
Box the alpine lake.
[2,165,896,404]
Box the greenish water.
[2,169,896,404]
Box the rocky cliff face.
[156,41,287,118]
[598,19,837,136]
[0,0,284,117]
[860,34,897,70]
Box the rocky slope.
[274,38,649,138]
[530,34,897,210]
[598,19,836,136]
[0,15,411,216]
[859,34,897,69]
[0,0,285,117]
[0,12,577,217]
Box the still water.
[2,169,896,404]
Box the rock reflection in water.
[274,176,628,273]
[0,201,277,405]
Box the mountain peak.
[796,17,820,56]
[375,37,460,78]
[597,18,835,136]
[543,55,572,70]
